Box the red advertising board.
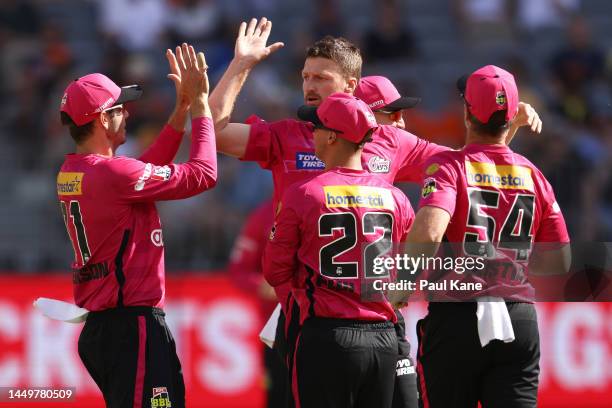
[0,274,609,407]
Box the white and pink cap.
[60,73,142,126]
[354,76,420,112]
[298,92,378,143]
[457,65,519,124]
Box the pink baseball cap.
[457,65,519,124]
[354,75,420,112]
[60,73,142,126]
[297,92,378,143]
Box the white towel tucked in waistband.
[33,297,89,323]
[259,303,281,349]
[476,297,515,347]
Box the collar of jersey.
[330,166,369,175]
[463,143,511,154]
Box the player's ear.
[328,131,337,144]
[463,105,471,129]
[99,112,110,130]
[345,77,358,94]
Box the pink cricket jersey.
[263,168,414,323]
[418,143,569,301]
[242,116,447,311]
[57,118,217,311]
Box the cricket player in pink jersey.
[210,18,544,408]
[57,44,215,408]
[390,65,570,408]
[264,93,414,408]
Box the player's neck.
[324,152,363,171]
[465,130,507,146]
[76,135,114,157]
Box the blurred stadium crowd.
[1,0,611,272]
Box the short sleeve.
[394,128,451,183]
[241,115,278,169]
[417,155,459,217]
[535,181,570,243]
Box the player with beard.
[57,44,216,408]
[209,18,543,407]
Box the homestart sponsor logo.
[57,172,84,195]
[466,162,533,191]
[324,185,394,210]
[296,152,325,170]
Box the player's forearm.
[137,124,183,165]
[167,103,190,133]
[505,123,519,146]
[209,58,252,132]
[177,113,218,194]
[191,95,212,120]
[138,104,190,165]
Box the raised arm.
[209,17,284,158]
[505,102,542,145]
[139,46,195,165]
[113,44,217,202]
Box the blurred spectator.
[0,0,42,95]
[97,0,169,52]
[404,84,465,149]
[549,16,605,124]
[166,0,224,44]
[454,0,514,45]
[0,0,41,38]
[311,0,345,38]
[515,0,580,33]
[362,0,418,63]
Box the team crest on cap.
[495,91,507,106]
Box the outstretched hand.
[235,17,284,69]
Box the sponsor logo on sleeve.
[296,152,325,170]
[421,177,437,198]
[425,163,440,175]
[466,162,534,191]
[135,163,153,191]
[323,186,394,210]
[150,387,171,407]
[151,165,171,181]
[269,223,277,241]
[367,156,391,173]
[57,172,84,195]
